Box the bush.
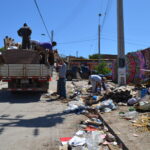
[95,61,111,75]
[0,47,4,52]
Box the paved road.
[0,80,85,150]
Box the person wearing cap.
[18,23,32,49]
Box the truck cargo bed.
[0,64,49,78]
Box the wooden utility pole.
[76,51,78,58]
[98,14,101,63]
[51,30,54,43]
[117,0,126,85]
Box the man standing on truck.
[18,23,32,49]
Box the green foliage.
[78,56,86,59]
[89,54,100,59]
[94,61,111,75]
[0,47,4,52]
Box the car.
[66,66,91,81]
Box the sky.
[0,0,150,58]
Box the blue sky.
[0,0,150,58]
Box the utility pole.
[76,51,78,58]
[117,0,126,85]
[98,14,101,63]
[51,30,54,43]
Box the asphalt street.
[0,80,85,150]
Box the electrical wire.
[101,37,149,47]
[56,0,88,33]
[33,0,51,40]
[101,0,112,31]
[58,38,97,45]
[58,35,150,47]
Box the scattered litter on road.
[69,136,86,147]
[59,80,150,149]
[119,111,138,120]
[132,113,150,131]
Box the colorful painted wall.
[112,48,150,83]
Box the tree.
[0,47,4,52]
[89,54,100,59]
[78,56,86,59]
[94,61,111,75]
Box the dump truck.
[0,49,51,92]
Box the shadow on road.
[0,111,69,128]
[0,111,72,136]
[0,91,42,103]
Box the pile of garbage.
[58,80,150,149]
[65,82,149,114]
[103,86,135,103]
[59,110,121,150]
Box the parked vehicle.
[66,66,91,81]
[0,49,51,92]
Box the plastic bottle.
[121,111,138,119]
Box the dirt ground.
[101,106,150,150]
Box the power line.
[101,0,112,31]
[33,0,51,40]
[101,37,149,47]
[56,0,88,33]
[58,36,150,47]
[58,38,97,45]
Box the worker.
[39,41,56,50]
[18,23,32,49]
[39,41,57,76]
[89,74,107,93]
[57,57,67,99]
[46,42,57,65]
[47,49,55,76]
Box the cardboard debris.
[133,113,150,131]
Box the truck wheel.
[67,75,72,81]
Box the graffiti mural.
[112,48,150,83]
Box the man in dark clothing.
[18,23,32,49]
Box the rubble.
[132,113,150,132]
[105,133,116,142]
[127,97,140,106]
[135,101,150,112]
[59,80,150,149]
[103,89,132,103]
